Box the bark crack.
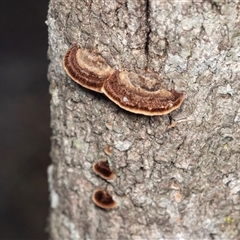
[145,0,151,66]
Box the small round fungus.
[102,70,185,116]
[93,160,116,180]
[104,146,112,156]
[63,45,115,92]
[92,189,117,209]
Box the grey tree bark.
[47,0,240,239]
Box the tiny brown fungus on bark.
[92,189,117,209]
[102,71,185,116]
[63,45,115,92]
[104,146,112,156]
[93,160,116,181]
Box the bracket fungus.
[63,45,115,92]
[92,189,117,209]
[63,46,185,116]
[102,71,185,116]
[93,160,116,181]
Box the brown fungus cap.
[63,45,115,92]
[93,160,116,181]
[64,45,186,116]
[92,189,117,209]
[102,70,185,116]
[104,146,112,156]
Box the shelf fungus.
[63,45,115,92]
[93,160,116,181]
[102,71,185,116]
[63,46,185,116]
[92,189,117,209]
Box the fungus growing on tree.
[63,45,115,92]
[102,71,185,116]
[104,146,112,156]
[92,189,117,209]
[64,46,185,116]
[93,160,116,181]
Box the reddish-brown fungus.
[64,46,185,116]
[93,160,116,181]
[63,45,115,92]
[92,189,117,209]
[102,70,185,116]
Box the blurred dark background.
[0,1,50,239]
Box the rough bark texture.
[47,0,240,239]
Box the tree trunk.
[47,0,240,239]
